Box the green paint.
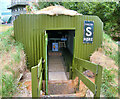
[44,32,48,95]
[75,68,96,94]
[31,58,43,97]
[14,14,103,97]
[31,66,38,97]
[14,15,103,68]
[73,58,103,97]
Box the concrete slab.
[49,72,67,80]
[49,64,65,72]
[48,52,67,80]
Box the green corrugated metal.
[14,14,103,68]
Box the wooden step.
[43,77,79,95]
[41,94,77,97]
[48,52,62,56]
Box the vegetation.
[1,2,119,97]
[100,32,119,97]
[33,2,119,97]
[0,28,26,97]
[2,74,17,97]
[102,32,119,65]
[33,2,120,40]
[101,68,118,97]
[0,24,12,33]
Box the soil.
[13,48,119,97]
[90,50,118,70]
[13,70,32,97]
[90,48,118,88]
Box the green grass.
[103,33,119,65]
[101,33,119,97]
[11,51,21,63]
[4,65,15,76]
[2,74,17,97]
[0,28,14,53]
[101,68,118,97]
[0,28,25,97]
[0,24,12,33]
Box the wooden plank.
[45,33,48,95]
[31,66,38,97]
[38,57,42,78]
[74,58,97,73]
[40,33,42,60]
[74,68,96,94]
[94,65,103,97]
[34,19,37,65]
[38,72,43,97]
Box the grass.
[2,74,17,97]
[0,24,12,33]
[0,27,25,97]
[0,28,14,53]
[11,51,21,63]
[102,32,119,65]
[101,68,118,97]
[4,65,15,77]
[101,32,119,97]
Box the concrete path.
[48,54,67,80]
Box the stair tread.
[43,78,78,95]
[42,94,77,97]
[49,72,67,80]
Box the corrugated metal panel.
[14,14,103,68]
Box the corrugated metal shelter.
[14,6,103,68]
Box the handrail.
[44,32,48,95]
[31,57,43,97]
[74,68,96,94]
[73,57,103,97]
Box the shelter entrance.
[46,30,75,80]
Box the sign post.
[83,21,94,43]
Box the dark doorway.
[46,30,75,80]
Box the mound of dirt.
[90,49,118,70]
[29,5,82,16]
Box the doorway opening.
[46,30,75,80]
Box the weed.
[102,33,119,66]
[0,27,25,97]
[2,73,17,97]
[11,51,21,63]
[15,42,24,51]
[101,68,118,97]
[0,28,14,52]
[4,65,15,76]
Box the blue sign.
[61,38,67,41]
[83,21,94,43]
[52,43,58,51]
